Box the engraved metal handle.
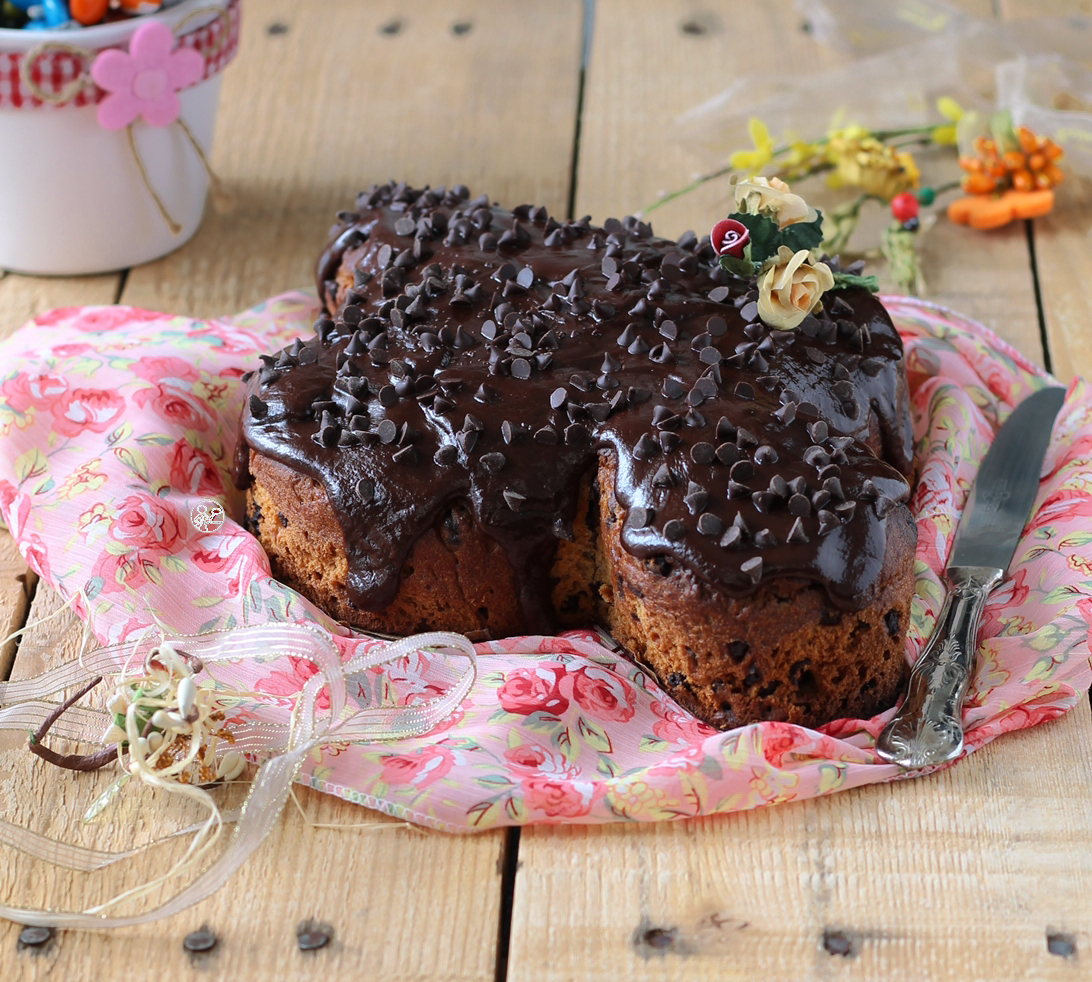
[876,565,1004,768]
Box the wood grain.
[506,3,1081,981]
[572,0,1042,363]
[3,0,584,978]
[999,0,1092,382]
[0,532,35,682]
[121,0,583,318]
[508,702,1092,982]
[0,275,119,344]
[0,590,509,982]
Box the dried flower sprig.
[646,100,1064,295]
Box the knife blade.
[876,385,1066,768]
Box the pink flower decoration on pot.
[710,218,750,258]
[91,20,204,131]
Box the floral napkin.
[0,294,1089,830]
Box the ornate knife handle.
[876,565,1004,769]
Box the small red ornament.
[710,218,750,258]
[890,192,919,223]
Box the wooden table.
[3,1,1092,979]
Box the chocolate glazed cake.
[233,182,917,729]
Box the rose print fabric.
[0,294,1090,831]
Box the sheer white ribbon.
[0,622,476,928]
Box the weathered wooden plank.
[0,532,35,681]
[572,0,1042,364]
[2,0,584,978]
[997,0,1092,382]
[1,590,511,982]
[510,703,1092,982]
[121,0,583,318]
[0,275,120,344]
[507,3,1080,981]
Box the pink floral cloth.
[0,294,1090,831]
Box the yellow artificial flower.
[932,96,964,145]
[783,138,823,178]
[729,118,775,175]
[824,126,919,199]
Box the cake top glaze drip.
[234,182,914,632]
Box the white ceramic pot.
[0,0,233,276]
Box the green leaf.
[639,735,669,752]
[831,271,880,293]
[13,447,48,484]
[161,555,188,573]
[136,433,177,446]
[105,422,132,447]
[577,715,613,754]
[730,211,781,266]
[718,255,755,279]
[779,211,825,253]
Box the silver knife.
[876,385,1066,769]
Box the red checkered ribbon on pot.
[0,0,240,110]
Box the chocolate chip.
[249,394,269,419]
[659,431,681,454]
[699,345,721,366]
[661,377,685,400]
[787,518,808,544]
[774,402,796,424]
[457,429,479,454]
[356,478,376,503]
[741,557,763,582]
[663,519,686,541]
[730,460,754,481]
[788,494,811,517]
[751,490,775,513]
[720,526,743,549]
[564,423,589,445]
[534,426,558,445]
[480,452,506,473]
[376,419,397,444]
[378,384,397,407]
[860,479,879,500]
[503,490,526,511]
[817,509,839,534]
[734,382,754,401]
[715,443,738,466]
[754,445,778,465]
[633,433,659,460]
[649,343,674,364]
[652,463,675,487]
[685,489,709,514]
[875,495,897,518]
[516,266,535,289]
[627,506,653,529]
[511,358,532,379]
[716,416,736,442]
[754,528,776,548]
[697,512,723,537]
[707,315,727,337]
[434,445,457,466]
[392,445,417,464]
[823,476,845,501]
[740,300,759,322]
[883,608,900,637]
[690,442,715,465]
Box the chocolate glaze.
[234,182,914,633]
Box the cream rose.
[756,246,835,331]
[733,176,817,228]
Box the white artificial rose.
[733,176,818,228]
[756,246,835,330]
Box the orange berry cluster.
[959,127,1064,195]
